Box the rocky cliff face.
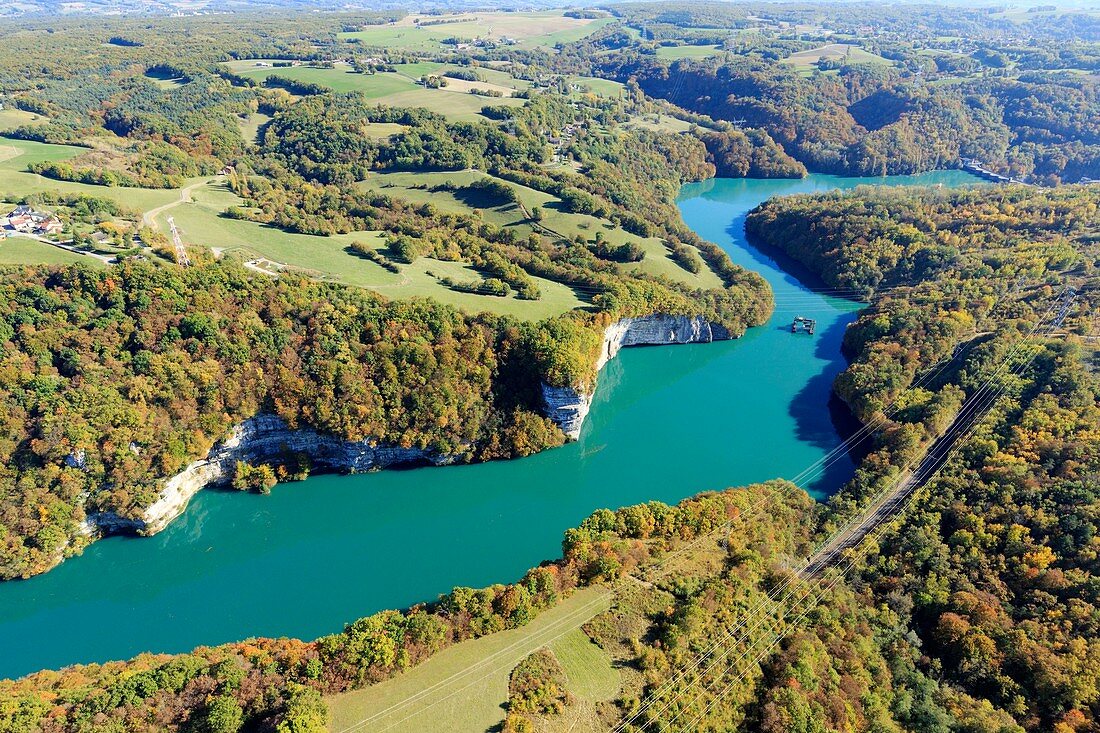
[541,314,733,439]
[84,314,731,539]
[83,414,454,538]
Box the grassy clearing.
[158,179,582,319]
[0,108,48,131]
[144,71,189,89]
[236,112,272,145]
[568,75,625,98]
[361,121,408,139]
[378,88,525,122]
[364,169,723,290]
[0,235,105,268]
[624,112,694,134]
[0,137,181,211]
[225,62,526,122]
[549,628,620,702]
[781,43,892,69]
[231,63,420,97]
[655,44,725,60]
[326,587,612,733]
[340,12,612,52]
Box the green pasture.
[156,179,582,319]
[326,587,612,733]
[224,63,526,121]
[655,44,725,60]
[0,235,105,268]
[364,169,723,290]
[0,137,181,211]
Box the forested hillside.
[539,3,1100,184]
[2,170,1096,733]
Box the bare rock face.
[83,414,455,537]
[541,314,733,439]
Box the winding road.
[141,177,217,229]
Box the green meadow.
[363,169,724,290]
[155,179,584,319]
[326,587,613,733]
[0,236,104,268]
[224,62,527,121]
[655,44,726,60]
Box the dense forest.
[0,258,768,581]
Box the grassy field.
[236,112,272,145]
[225,62,527,122]
[568,75,625,98]
[156,179,583,319]
[326,587,612,733]
[0,108,48,130]
[549,628,620,701]
[144,69,189,89]
[624,112,695,134]
[230,62,420,97]
[655,44,725,60]
[0,235,105,268]
[361,121,409,139]
[363,169,723,290]
[781,43,892,70]
[341,12,613,52]
[0,137,181,212]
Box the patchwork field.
[326,587,613,733]
[340,11,614,52]
[781,42,893,69]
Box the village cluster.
[0,205,64,239]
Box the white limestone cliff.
[82,414,455,537]
[82,313,732,540]
[541,314,733,439]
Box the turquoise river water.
[0,171,979,679]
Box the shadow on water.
[787,314,865,498]
[724,212,838,295]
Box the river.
[0,170,978,679]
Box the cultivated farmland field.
[340,12,613,52]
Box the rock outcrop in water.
[83,414,455,537]
[542,314,733,439]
